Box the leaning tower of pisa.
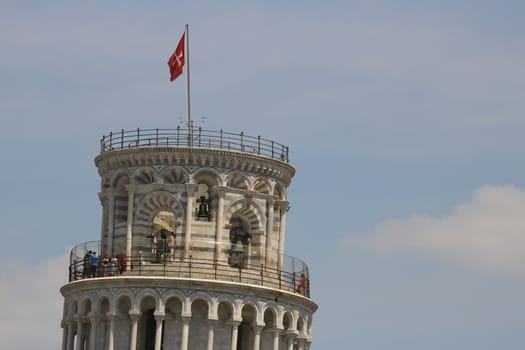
[60,127,317,350]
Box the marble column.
[74,316,85,350]
[107,193,116,256]
[230,321,241,350]
[207,320,217,350]
[126,185,136,259]
[276,201,289,270]
[214,189,225,261]
[129,310,141,350]
[61,320,67,350]
[87,313,101,350]
[296,338,306,350]
[181,316,191,350]
[154,312,165,350]
[252,324,264,350]
[286,332,297,350]
[265,199,275,266]
[65,320,74,350]
[184,185,195,258]
[106,312,117,350]
[271,328,282,350]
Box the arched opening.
[262,307,277,349]
[283,312,293,331]
[116,295,132,349]
[238,304,256,350]
[195,184,211,222]
[163,297,183,348]
[95,298,110,350]
[217,301,234,349]
[188,299,209,349]
[139,296,159,350]
[151,211,177,260]
[228,216,251,268]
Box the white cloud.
[0,253,68,350]
[344,185,525,276]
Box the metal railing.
[100,128,290,162]
[69,254,310,298]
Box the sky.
[1,0,525,349]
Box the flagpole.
[185,24,192,146]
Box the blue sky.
[1,1,525,349]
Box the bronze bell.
[197,196,209,217]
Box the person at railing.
[89,251,99,278]
[83,251,92,278]
[118,254,127,274]
[109,255,118,276]
[296,273,306,296]
[102,255,110,277]
[168,232,176,261]
[151,232,158,255]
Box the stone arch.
[111,170,130,189]
[136,292,160,350]
[131,166,158,185]
[134,190,185,226]
[101,174,111,191]
[79,296,92,316]
[297,315,306,335]
[162,294,184,349]
[114,291,133,313]
[188,292,213,316]
[253,178,271,194]
[98,296,111,315]
[307,315,313,337]
[70,300,78,317]
[192,167,221,187]
[263,306,279,329]
[159,165,189,184]
[225,171,249,190]
[224,199,264,233]
[282,310,295,331]
[273,183,285,200]
[238,303,258,349]
[134,289,161,312]
[164,294,184,315]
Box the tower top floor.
[67,127,312,298]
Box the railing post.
[257,136,261,154]
[260,263,264,286]
[238,265,242,283]
[100,136,105,153]
[163,255,167,276]
[136,128,140,147]
[120,129,124,149]
[189,255,192,278]
[220,129,223,148]
[109,132,113,150]
[293,272,296,292]
[156,128,159,146]
[198,127,202,147]
[240,132,244,151]
[278,270,282,290]
[177,126,180,146]
[271,141,274,158]
[214,259,218,280]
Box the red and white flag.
[167,33,185,82]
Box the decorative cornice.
[95,147,295,185]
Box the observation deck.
[67,240,311,298]
[99,127,290,162]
